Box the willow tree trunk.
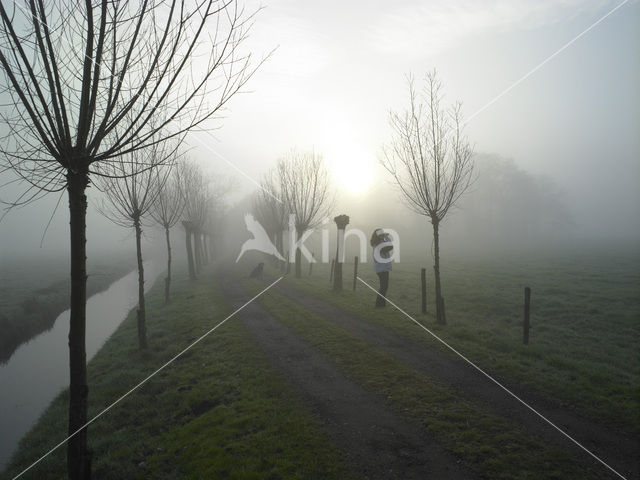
[271,234,279,268]
[164,226,172,304]
[432,218,445,324]
[295,247,302,278]
[295,231,303,278]
[277,231,285,272]
[134,218,147,349]
[194,232,202,273]
[208,233,215,260]
[67,167,92,480]
[203,235,210,265]
[183,223,196,280]
[199,233,204,269]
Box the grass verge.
[3,266,351,480]
[282,253,639,434]
[0,256,133,363]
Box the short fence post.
[421,268,427,314]
[329,259,335,283]
[523,287,531,345]
[353,256,359,291]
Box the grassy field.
[3,244,638,479]
[248,278,603,479]
[283,245,640,434]
[0,254,133,363]
[2,267,351,480]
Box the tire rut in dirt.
[220,275,475,480]
[273,279,640,480]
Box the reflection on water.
[0,262,161,470]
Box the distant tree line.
[449,153,573,246]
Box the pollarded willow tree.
[97,144,174,349]
[177,160,204,280]
[201,172,236,263]
[177,159,234,279]
[253,168,288,271]
[150,163,185,304]
[278,149,333,278]
[0,2,259,478]
[382,70,474,324]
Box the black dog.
[249,262,264,280]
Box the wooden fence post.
[353,256,359,291]
[421,268,427,314]
[523,287,531,345]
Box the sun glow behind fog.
[326,142,375,195]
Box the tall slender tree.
[0,2,259,477]
[97,144,173,348]
[150,163,185,304]
[382,70,474,324]
[177,160,205,280]
[253,168,288,270]
[201,173,236,264]
[278,150,332,278]
[179,161,234,276]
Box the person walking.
[370,228,393,307]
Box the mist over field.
[1,0,638,263]
[0,1,638,479]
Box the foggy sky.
[1,0,638,259]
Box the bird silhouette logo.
[236,213,285,262]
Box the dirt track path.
[271,278,640,480]
[219,274,474,480]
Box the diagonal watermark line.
[12,276,284,480]
[189,131,284,204]
[463,0,629,127]
[357,276,628,480]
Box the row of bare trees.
[0,3,472,478]
[97,152,226,351]
[178,161,232,281]
[253,149,333,278]
[0,1,258,478]
[97,144,173,349]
